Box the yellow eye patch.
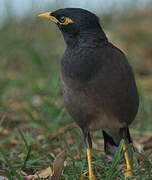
[59,17,74,25]
[38,12,74,25]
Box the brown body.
[61,42,139,132]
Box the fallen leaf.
[37,167,53,178]
[133,142,144,153]
[52,150,68,180]
[37,134,44,141]
[18,152,26,158]
[0,127,9,135]
[20,170,28,176]
[21,150,68,180]
[26,174,37,180]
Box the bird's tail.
[102,127,132,160]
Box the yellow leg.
[87,148,96,180]
[123,142,133,179]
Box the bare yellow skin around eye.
[38,12,74,25]
[59,17,74,25]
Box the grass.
[0,6,152,180]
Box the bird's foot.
[123,141,133,179]
[124,169,133,179]
[89,174,96,180]
[80,171,96,180]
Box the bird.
[38,8,139,180]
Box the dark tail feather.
[102,127,132,160]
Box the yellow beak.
[38,12,58,23]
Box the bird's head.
[39,8,106,46]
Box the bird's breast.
[61,46,103,82]
[60,71,97,129]
[60,72,125,130]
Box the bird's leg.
[82,130,96,180]
[123,141,133,178]
[87,148,96,180]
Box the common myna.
[39,8,139,179]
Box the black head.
[52,8,100,32]
[39,8,106,45]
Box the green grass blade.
[17,128,29,151]
[0,148,23,180]
[105,139,124,180]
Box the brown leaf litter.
[20,150,67,180]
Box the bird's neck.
[78,28,108,48]
[61,28,108,82]
[63,28,108,48]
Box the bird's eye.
[59,16,66,23]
